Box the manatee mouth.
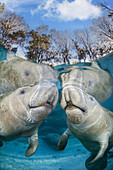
[65,102,86,113]
[28,101,53,110]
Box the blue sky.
[1,0,113,31]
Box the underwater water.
[0,55,113,170]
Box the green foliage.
[26,29,52,63]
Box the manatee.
[0,58,58,94]
[58,86,113,169]
[0,81,58,157]
[60,62,113,103]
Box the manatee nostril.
[45,101,53,109]
[46,101,52,106]
[67,101,73,107]
[64,101,73,110]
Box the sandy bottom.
[0,133,113,170]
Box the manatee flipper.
[0,141,3,147]
[85,153,107,170]
[89,133,109,164]
[25,129,38,157]
[58,128,70,151]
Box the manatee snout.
[29,82,58,109]
[60,86,87,123]
[28,82,58,122]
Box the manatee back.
[0,58,58,94]
[0,59,23,94]
[60,62,113,103]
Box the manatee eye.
[90,97,94,101]
[20,90,25,95]
[25,71,30,76]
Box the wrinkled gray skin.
[0,58,58,94]
[0,82,58,157]
[58,86,113,169]
[60,62,113,103]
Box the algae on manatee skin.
[0,64,20,94]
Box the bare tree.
[91,16,113,41]
[99,3,113,17]
[73,28,98,61]
[36,25,49,35]
[0,11,29,50]
[50,29,73,64]
[0,2,5,15]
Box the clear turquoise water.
[0,45,7,62]
[0,55,113,170]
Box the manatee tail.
[86,153,107,170]
[89,134,109,164]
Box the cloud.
[43,0,55,10]
[32,0,101,21]
[57,0,101,21]
[1,0,40,12]
[1,0,101,21]
[31,0,58,17]
[31,5,41,16]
